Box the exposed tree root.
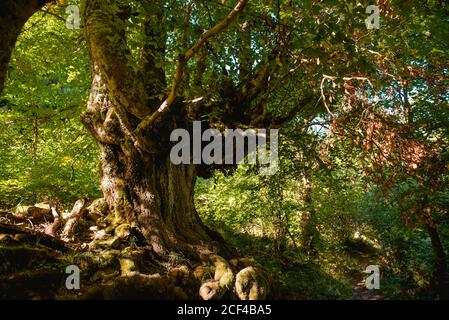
[199,255,234,300]
[0,200,272,300]
[198,255,271,300]
[0,223,68,252]
[61,199,87,242]
[46,207,64,237]
[235,266,271,300]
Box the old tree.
[1,0,307,299]
[1,0,448,299]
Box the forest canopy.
[0,0,448,301]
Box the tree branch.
[140,0,167,104]
[136,0,247,135]
[39,8,65,22]
[83,0,148,119]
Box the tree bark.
[96,141,232,260]
[79,59,231,260]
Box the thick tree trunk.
[81,64,231,261]
[77,0,265,275]
[97,142,231,260]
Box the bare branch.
[39,8,65,22]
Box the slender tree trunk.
[273,180,287,252]
[32,109,39,160]
[426,223,449,299]
[300,173,319,258]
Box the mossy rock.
[199,255,234,300]
[120,258,137,276]
[229,257,255,270]
[235,266,271,300]
[91,269,120,282]
[33,203,50,210]
[199,280,221,300]
[92,236,122,250]
[193,265,212,282]
[210,255,234,290]
[115,224,131,239]
[15,204,51,219]
[15,205,30,216]
[87,198,108,219]
[98,249,121,267]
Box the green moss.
[120,258,137,276]
[235,267,270,300]
[115,223,131,239]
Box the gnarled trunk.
[97,142,230,260]
[81,64,231,261]
[79,0,236,260]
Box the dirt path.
[352,277,383,300]
[352,253,383,300]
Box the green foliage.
[195,124,448,298]
[0,12,99,208]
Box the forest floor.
[1,204,385,300]
[351,277,383,300]
[1,204,275,300]
[351,252,383,300]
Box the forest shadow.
[1,207,436,300]
[212,226,356,300]
[0,217,361,300]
